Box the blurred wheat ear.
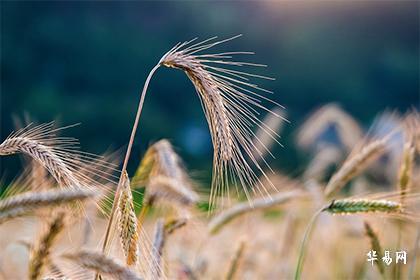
[62,250,142,280]
[29,211,66,280]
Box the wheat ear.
[117,171,139,266]
[323,199,402,215]
[29,211,66,280]
[364,222,385,277]
[209,190,302,234]
[0,189,95,224]
[160,36,282,206]
[398,142,415,205]
[324,136,391,197]
[63,250,142,280]
[0,122,81,186]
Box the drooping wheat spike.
[101,35,281,256]
[151,219,165,279]
[28,211,66,280]
[0,122,118,192]
[324,135,392,198]
[160,35,283,206]
[0,122,81,186]
[117,171,139,266]
[0,189,95,224]
[323,199,402,215]
[364,222,385,277]
[62,250,141,280]
[209,190,302,234]
[225,240,246,280]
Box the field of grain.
[1,34,419,280]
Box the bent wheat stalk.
[102,35,281,255]
[209,190,302,234]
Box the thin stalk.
[101,64,160,255]
[294,208,323,280]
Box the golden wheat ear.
[117,171,139,267]
[0,122,118,209]
[62,250,142,280]
[159,35,285,207]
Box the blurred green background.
[1,1,419,185]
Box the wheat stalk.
[62,250,142,280]
[29,211,66,280]
[209,190,302,234]
[117,171,139,266]
[364,222,385,277]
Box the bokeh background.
[1,1,419,186]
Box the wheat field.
[0,36,419,280]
